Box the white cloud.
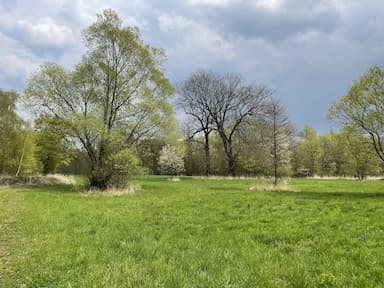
[158,14,192,32]
[17,17,74,47]
[188,0,238,7]
[0,32,40,86]
[158,13,235,62]
[252,0,285,13]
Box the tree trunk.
[88,159,109,190]
[228,155,236,177]
[273,115,278,186]
[220,134,236,177]
[16,134,28,177]
[89,174,108,190]
[204,132,211,176]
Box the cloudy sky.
[1,0,384,132]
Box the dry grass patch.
[82,184,142,196]
[0,174,76,187]
[249,178,299,192]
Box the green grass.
[1,177,384,287]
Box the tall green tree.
[25,9,175,189]
[329,65,384,163]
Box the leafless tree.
[177,71,218,176]
[179,71,271,176]
[265,97,294,185]
[211,74,271,176]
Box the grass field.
[1,177,384,287]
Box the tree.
[0,90,38,175]
[319,132,338,176]
[209,74,270,176]
[0,89,23,174]
[24,9,175,189]
[34,117,74,174]
[158,144,184,177]
[297,125,321,176]
[329,65,384,163]
[177,71,216,176]
[264,97,294,185]
[336,128,381,179]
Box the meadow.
[1,177,384,287]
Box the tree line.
[1,9,384,190]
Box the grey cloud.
[182,1,341,42]
[1,0,384,132]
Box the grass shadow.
[16,184,82,195]
[269,190,384,200]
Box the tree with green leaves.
[0,90,38,175]
[0,89,23,174]
[24,9,175,189]
[34,117,74,174]
[329,65,384,163]
[297,125,321,176]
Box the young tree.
[329,65,384,163]
[0,89,23,174]
[24,9,175,189]
[158,144,184,177]
[265,98,294,185]
[0,90,38,175]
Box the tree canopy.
[329,65,384,163]
[24,9,175,189]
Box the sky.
[1,0,384,132]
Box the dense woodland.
[1,9,384,189]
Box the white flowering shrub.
[158,144,184,176]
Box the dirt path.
[0,188,24,285]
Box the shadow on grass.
[269,190,384,200]
[209,186,245,191]
[17,184,81,195]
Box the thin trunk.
[16,134,28,177]
[273,114,278,186]
[204,132,211,176]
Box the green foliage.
[329,65,384,163]
[136,138,166,174]
[2,177,384,287]
[296,125,321,176]
[34,117,74,174]
[0,90,24,174]
[24,9,175,189]
[0,90,39,175]
[108,148,143,187]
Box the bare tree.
[177,71,217,176]
[210,74,271,176]
[265,97,294,185]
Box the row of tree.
[1,9,384,190]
